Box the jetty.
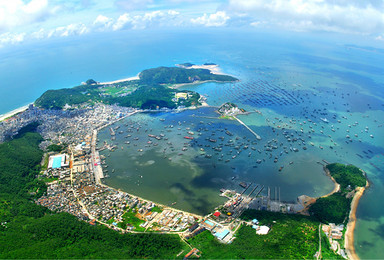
[91,129,104,184]
[234,116,261,140]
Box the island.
[35,65,238,110]
[217,102,247,118]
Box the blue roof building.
[214,229,230,240]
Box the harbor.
[96,106,336,215]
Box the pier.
[91,129,104,184]
[234,116,261,140]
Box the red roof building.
[213,211,221,217]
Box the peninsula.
[35,65,238,110]
[309,163,369,259]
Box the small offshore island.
[0,64,369,259]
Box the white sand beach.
[99,75,140,85]
[0,104,31,122]
[176,64,225,75]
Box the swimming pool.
[52,156,62,168]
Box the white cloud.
[93,15,114,31]
[113,13,133,31]
[0,0,53,32]
[113,10,180,30]
[48,23,88,38]
[0,32,26,46]
[224,0,384,34]
[250,21,266,27]
[30,28,46,39]
[375,35,384,41]
[191,11,230,27]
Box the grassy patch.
[120,210,145,231]
[39,177,59,183]
[151,206,163,213]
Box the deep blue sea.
[0,28,383,258]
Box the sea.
[0,28,383,259]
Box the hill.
[35,66,237,110]
[309,163,367,224]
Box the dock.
[234,116,261,140]
[91,129,104,184]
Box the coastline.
[304,165,367,260]
[0,103,32,122]
[345,180,369,260]
[99,74,140,85]
[322,166,369,260]
[176,64,222,75]
[176,63,238,78]
[170,79,238,89]
[321,166,340,198]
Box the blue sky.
[1,0,384,47]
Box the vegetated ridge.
[309,163,367,224]
[35,66,238,110]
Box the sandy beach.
[188,64,224,75]
[345,181,369,260]
[321,166,340,198]
[0,104,31,122]
[99,74,140,85]
[176,63,236,76]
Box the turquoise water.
[1,29,384,258]
[98,108,335,215]
[52,157,62,169]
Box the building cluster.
[0,104,135,149]
[153,209,197,232]
[217,102,246,117]
[197,218,235,243]
[32,104,200,234]
[322,223,347,258]
[37,181,85,219]
[38,161,199,233]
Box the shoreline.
[170,79,238,89]
[321,166,340,198]
[176,63,229,76]
[344,180,369,260]
[303,165,367,260]
[0,103,32,122]
[99,74,140,85]
[0,65,235,122]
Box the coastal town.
[1,0,384,256]
[0,103,251,249]
[0,99,369,259]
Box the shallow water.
[99,108,335,215]
[2,29,384,258]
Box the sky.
[1,0,384,47]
